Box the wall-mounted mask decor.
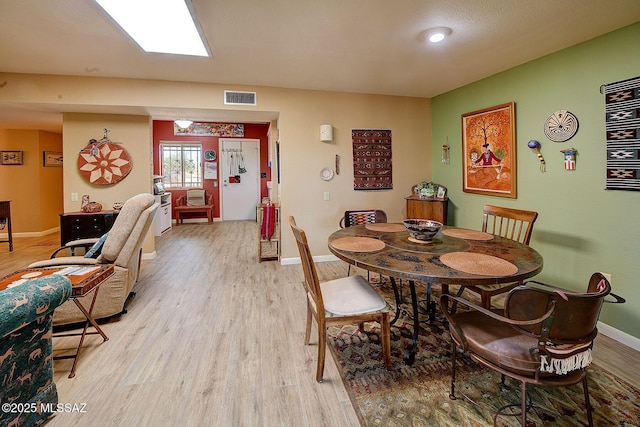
[561,148,578,170]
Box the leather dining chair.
[339,209,387,279]
[289,216,392,382]
[458,204,538,308]
[439,272,625,426]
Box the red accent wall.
[152,121,270,219]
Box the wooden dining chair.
[339,209,387,278]
[339,209,388,228]
[289,216,392,382]
[458,205,538,308]
[439,273,625,426]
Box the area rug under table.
[326,282,640,426]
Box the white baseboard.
[141,251,157,260]
[281,255,640,352]
[597,321,640,352]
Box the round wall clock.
[78,139,133,185]
[204,150,216,161]
[544,110,579,142]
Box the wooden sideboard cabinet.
[59,211,119,245]
[405,196,448,224]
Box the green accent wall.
[431,23,640,339]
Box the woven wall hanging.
[77,128,133,185]
[602,76,640,191]
[352,129,392,191]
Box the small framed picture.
[0,151,24,165]
[437,186,447,199]
[43,151,63,167]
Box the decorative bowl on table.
[403,219,443,241]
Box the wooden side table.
[257,204,280,262]
[405,195,448,224]
[0,264,114,378]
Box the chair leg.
[520,381,528,427]
[316,324,327,383]
[381,312,392,370]
[304,302,312,345]
[449,342,457,400]
[583,375,594,427]
[347,264,351,276]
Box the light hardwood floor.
[1,221,638,426]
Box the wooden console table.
[59,210,119,246]
[0,200,12,251]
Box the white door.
[221,139,260,221]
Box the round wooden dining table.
[328,223,543,364]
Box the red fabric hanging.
[261,204,275,241]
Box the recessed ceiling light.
[95,0,209,57]
[425,27,452,43]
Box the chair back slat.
[289,217,324,313]
[482,205,538,245]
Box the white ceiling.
[1,0,639,132]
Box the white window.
[160,142,202,188]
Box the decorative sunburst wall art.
[78,129,133,185]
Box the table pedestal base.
[389,278,438,365]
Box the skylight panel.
[95,0,209,57]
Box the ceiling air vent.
[224,90,257,106]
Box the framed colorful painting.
[462,102,516,198]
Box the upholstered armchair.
[0,274,72,427]
[28,193,159,325]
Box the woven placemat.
[365,223,406,232]
[440,252,518,276]
[330,237,385,252]
[441,228,493,241]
